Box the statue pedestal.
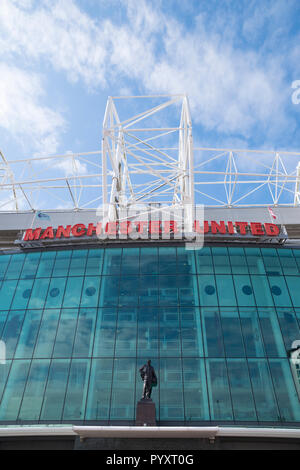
[136,398,156,426]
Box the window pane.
[177,247,196,274]
[119,276,139,307]
[14,310,43,359]
[137,307,158,357]
[233,274,255,307]
[261,248,282,275]
[277,249,299,275]
[11,279,34,310]
[115,308,137,357]
[251,275,273,307]
[93,308,117,356]
[69,250,88,276]
[0,255,11,280]
[63,359,90,420]
[85,249,104,275]
[18,359,50,421]
[245,248,265,274]
[178,274,197,306]
[5,254,25,279]
[159,247,176,274]
[215,275,237,306]
[239,308,265,357]
[85,358,113,420]
[268,276,292,307]
[206,359,233,420]
[228,247,248,274]
[0,360,30,420]
[52,250,71,277]
[140,247,158,274]
[40,359,70,420]
[202,307,225,357]
[258,308,286,357]
[28,278,50,309]
[276,308,300,351]
[159,275,178,306]
[102,248,121,275]
[121,248,139,275]
[45,277,67,309]
[248,359,279,421]
[36,251,56,277]
[159,308,180,357]
[212,247,231,274]
[34,309,60,358]
[62,277,84,308]
[269,359,300,422]
[220,307,245,357]
[160,357,184,420]
[110,358,135,420]
[285,276,300,307]
[195,247,213,274]
[227,359,257,421]
[198,275,218,306]
[0,280,18,310]
[1,310,25,358]
[53,309,78,358]
[99,276,119,307]
[183,358,209,420]
[20,252,41,279]
[139,275,158,306]
[181,307,203,357]
[73,308,97,357]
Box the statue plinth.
[136,398,156,426]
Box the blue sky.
[0,0,299,209]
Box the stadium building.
[0,96,300,450]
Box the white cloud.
[0,63,65,154]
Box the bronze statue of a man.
[139,360,157,400]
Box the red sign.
[22,220,280,241]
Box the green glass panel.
[220,307,245,357]
[51,250,71,277]
[4,254,25,279]
[160,357,184,420]
[0,280,18,310]
[159,247,176,274]
[251,275,274,307]
[178,274,197,306]
[159,308,180,357]
[0,360,30,420]
[99,276,119,307]
[28,277,50,309]
[268,276,292,307]
[40,359,70,421]
[248,359,279,421]
[73,308,97,357]
[44,277,67,308]
[198,275,218,306]
[215,275,237,306]
[137,307,158,358]
[177,247,196,274]
[110,358,136,420]
[53,309,78,358]
[261,248,282,275]
[245,248,265,274]
[212,247,231,274]
[85,358,113,420]
[277,249,299,275]
[62,277,83,308]
[269,359,300,422]
[68,250,88,276]
[228,247,248,274]
[35,251,56,277]
[18,359,50,421]
[139,275,158,306]
[258,308,286,357]
[285,276,300,307]
[102,248,121,275]
[85,249,104,275]
[195,247,213,274]
[63,359,90,420]
[93,308,117,356]
[20,252,41,279]
[227,359,257,421]
[180,307,203,357]
[159,275,178,306]
[233,274,255,307]
[206,359,233,420]
[239,308,265,357]
[140,247,158,274]
[14,310,43,359]
[11,279,34,310]
[276,308,300,351]
[119,276,139,307]
[33,309,60,358]
[1,310,25,358]
[115,307,137,357]
[183,358,209,420]
[0,255,11,280]
[202,307,225,357]
[121,248,139,275]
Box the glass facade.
[0,245,300,425]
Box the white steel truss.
[0,95,300,219]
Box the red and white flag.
[268,206,277,220]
